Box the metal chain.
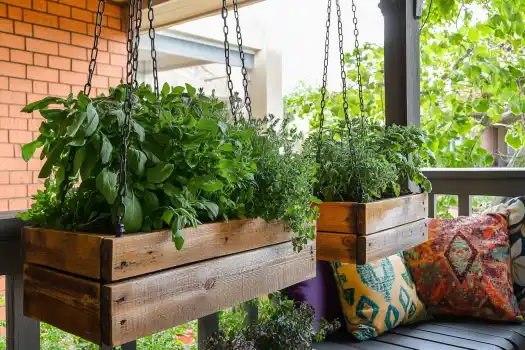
[84,0,106,96]
[233,0,252,120]
[147,0,159,96]
[116,0,137,237]
[336,0,352,140]
[316,0,331,164]
[351,0,366,130]
[222,0,237,123]
[132,0,143,89]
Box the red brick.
[33,170,44,183]
[97,63,121,78]
[97,50,109,64]
[14,21,32,36]
[0,184,27,198]
[9,171,32,184]
[0,130,7,143]
[0,4,6,18]
[32,81,47,95]
[9,78,32,93]
[0,18,13,33]
[60,70,86,85]
[108,16,120,30]
[26,38,58,55]
[0,90,26,104]
[33,0,47,12]
[49,55,70,70]
[27,158,43,170]
[9,105,30,118]
[104,3,120,18]
[109,77,122,87]
[0,61,26,78]
[0,32,24,49]
[0,104,7,117]
[71,7,91,22]
[10,49,33,64]
[48,82,70,96]
[27,66,58,83]
[0,143,14,157]
[34,25,70,44]
[23,9,57,27]
[9,130,32,144]
[0,77,7,90]
[86,0,100,12]
[59,0,86,9]
[0,117,27,130]
[72,85,83,94]
[0,171,8,184]
[108,40,125,54]
[34,53,47,67]
[14,143,21,157]
[9,198,28,210]
[59,17,86,34]
[71,59,88,73]
[0,199,8,211]
[28,119,42,131]
[28,183,44,196]
[71,32,107,50]
[101,27,125,43]
[27,93,46,104]
[48,2,70,17]
[7,6,22,20]
[110,53,126,67]
[92,74,107,88]
[3,0,32,9]
[59,43,86,59]
[0,47,9,60]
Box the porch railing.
[0,168,524,349]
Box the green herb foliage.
[304,120,435,203]
[19,84,316,251]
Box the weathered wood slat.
[23,264,101,344]
[317,219,427,264]
[102,219,291,281]
[102,241,316,345]
[431,322,523,348]
[317,193,427,235]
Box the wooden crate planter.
[23,219,316,346]
[316,193,428,264]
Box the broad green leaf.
[80,147,97,180]
[123,190,143,233]
[133,121,145,142]
[185,83,196,97]
[506,131,523,150]
[96,168,119,204]
[73,146,87,174]
[161,82,170,96]
[172,226,185,250]
[467,28,480,41]
[22,139,43,162]
[66,111,87,137]
[38,142,63,178]
[162,209,174,225]
[163,182,178,197]
[196,119,219,133]
[201,178,224,192]
[22,97,66,113]
[143,190,159,214]
[84,103,99,137]
[146,163,174,183]
[55,166,65,186]
[128,148,147,176]
[219,143,233,152]
[40,109,67,121]
[100,134,113,164]
[201,200,219,219]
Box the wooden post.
[198,312,219,349]
[379,0,421,127]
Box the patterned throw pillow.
[487,197,525,312]
[405,213,523,322]
[332,254,426,341]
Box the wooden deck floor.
[317,320,525,350]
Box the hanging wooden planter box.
[316,193,428,264]
[23,219,316,347]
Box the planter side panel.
[359,193,428,235]
[316,232,357,263]
[102,241,316,346]
[23,264,101,344]
[103,219,292,281]
[24,227,105,280]
[316,202,359,234]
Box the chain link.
[351,0,366,130]
[222,0,237,123]
[316,0,331,164]
[233,0,252,120]
[336,0,352,140]
[148,0,159,96]
[132,0,143,89]
[84,0,106,96]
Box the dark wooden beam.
[379,0,421,126]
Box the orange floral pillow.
[405,213,522,322]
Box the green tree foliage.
[286,0,525,167]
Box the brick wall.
[0,0,126,212]
[0,0,127,330]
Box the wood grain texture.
[102,219,291,281]
[316,231,357,263]
[23,227,105,280]
[23,264,101,344]
[317,193,427,235]
[356,219,428,264]
[102,241,316,346]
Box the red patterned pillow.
[405,213,523,322]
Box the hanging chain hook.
[336,0,352,142]
[147,0,159,96]
[351,0,366,131]
[222,0,237,123]
[84,0,106,97]
[132,0,143,89]
[316,0,332,165]
[233,0,252,121]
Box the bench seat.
[316,319,525,350]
